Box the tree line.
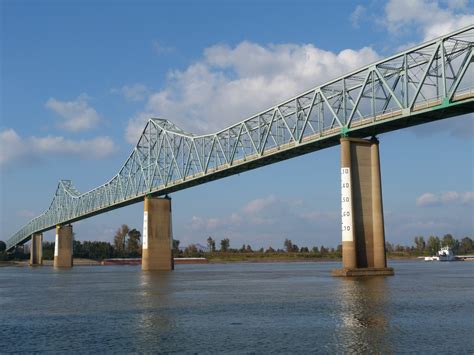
[178,237,343,258]
[1,231,472,261]
[0,224,142,261]
[395,234,473,256]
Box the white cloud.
[113,84,149,102]
[350,5,366,28]
[125,41,380,143]
[384,0,474,41]
[45,94,100,132]
[0,128,117,168]
[445,0,468,9]
[183,194,337,248]
[300,211,324,221]
[242,195,277,214]
[152,41,175,55]
[0,129,26,166]
[416,191,474,206]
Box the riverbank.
[0,254,425,267]
[0,258,101,267]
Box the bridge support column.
[142,196,174,271]
[332,137,394,277]
[29,233,43,266]
[54,225,73,268]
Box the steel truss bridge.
[6,26,474,251]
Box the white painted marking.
[341,167,353,242]
[143,211,148,249]
[54,233,59,256]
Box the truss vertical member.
[29,233,43,266]
[142,196,174,271]
[333,137,394,277]
[54,225,73,268]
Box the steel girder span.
[6,26,474,251]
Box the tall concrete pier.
[29,233,43,266]
[54,225,73,268]
[142,196,174,271]
[333,137,394,277]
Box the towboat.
[424,246,457,262]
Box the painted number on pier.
[341,168,353,242]
[143,211,148,249]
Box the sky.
[1,0,473,250]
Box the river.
[0,260,473,353]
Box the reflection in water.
[2,262,472,352]
[138,272,175,336]
[336,277,392,353]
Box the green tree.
[427,235,441,255]
[284,238,293,252]
[207,236,216,252]
[113,224,129,256]
[414,236,426,252]
[0,240,6,253]
[220,238,230,252]
[43,242,55,260]
[73,240,84,258]
[127,229,141,256]
[458,237,473,254]
[266,246,275,253]
[184,244,199,256]
[173,239,181,254]
[442,234,459,252]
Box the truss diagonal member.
[215,134,229,165]
[243,122,259,155]
[192,139,204,172]
[298,90,318,142]
[373,67,404,110]
[347,70,372,126]
[319,90,343,128]
[448,47,473,101]
[229,124,244,164]
[260,109,277,156]
[276,107,297,142]
[409,42,441,109]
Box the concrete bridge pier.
[29,233,43,266]
[54,224,73,268]
[142,196,174,271]
[333,137,394,277]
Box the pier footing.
[332,267,394,277]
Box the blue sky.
[1,0,473,249]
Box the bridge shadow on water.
[335,277,393,353]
